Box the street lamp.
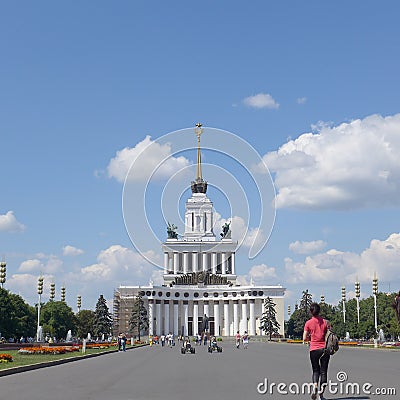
[37,276,44,342]
[61,285,66,302]
[320,294,325,304]
[372,274,378,334]
[50,282,55,301]
[77,295,82,312]
[355,280,360,323]
[341,286,346,323]
[0,261,6,288]
[287,305,291,318]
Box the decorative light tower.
[372,273,378,334]
[294,303,298,311]
[287,305,291,318]
[355,280,361,323]
[0,260,6,288]
[37,276,44,342]
[77,295,82,312]
[61,285,66,302]
[320,294,325,304]
[341,286,346,323]
[50,282,55,301]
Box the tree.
[92,294,113,339]
[75,309,95,339]
[0,288,36,339]
[294,289,313,335]
[129,293,148,340]
[260,297,281,340]
[41,301,76,340]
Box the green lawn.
[0,345,138,370]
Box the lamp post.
[37,276,43,342]
[341,286,346,324]
[287,305,291,318]
[0,261,6,288]
[355,280,360,324]
[320,294,325,304]
[61,285,66,302]
[372,274,378,335]
[77,295,82,312]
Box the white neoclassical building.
[113,125,285,337]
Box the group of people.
[234,331,249,349]
[149,333,175,347]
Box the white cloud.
[297,97,307,104]
[63,245,84,256]
[0,211,25,232]
[18,256,63,274]
[285,232,400,285]
[107,135,190,183]
[236,263,277,286]
[243,93,279,109]
[289,240,327,254]
[79,245,160,282]
[260,113,400,209]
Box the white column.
[148,300,154,336]
[249,299,256,336]
[203,301,209,317]
[173,301,179,336]
[183,252,189,274]
[212,253,217,274]
[173,253,179,274]
[164,253,169,273]
[183,301,189,337]
[222,253,227,274]
[156,301,162,336]
[202,252,208,272]
[231,253,235,274]
[233,300,239,334]
[214,300,220,336]
[224,300,230,336]
[193,301,199,335]
[192,252,198,273]
[241,300,248,333]
[164,300,170,334]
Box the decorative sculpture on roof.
[167,222,178,239]
[220,221,231,239]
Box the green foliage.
[0,288,36,339]
[92,294,113,339]
[287,291,400,340]
[260,297,281,340]
[75,309,95,339]
[41,301,76,339]
[129,293,149,340]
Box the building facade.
[113,125,285,337]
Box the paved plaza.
[1,341,399,400]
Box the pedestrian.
[203,333,208,346]
[117,333,122,351]
[303,302,330,400]
[235,331,241,349]
[161,333,166,347]
[242,331,249,349]
[121,333,127,352]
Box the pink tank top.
[304,316,327,351]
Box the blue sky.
[1,1,400,313]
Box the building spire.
[191,123,207,194]
[195,122,203,180]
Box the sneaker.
[311,387,318,400]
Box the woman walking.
[303,303,330,400]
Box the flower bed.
[0,353,13,363]
[287,339,303,343]
[18,346,80,355]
